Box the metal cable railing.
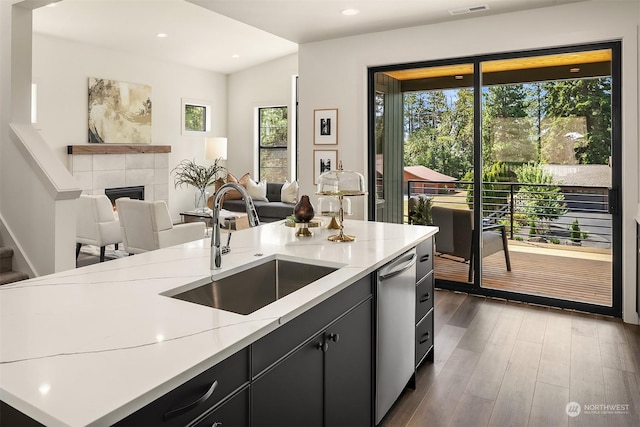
[407,179,612,249]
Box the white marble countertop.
[0,219,437,426]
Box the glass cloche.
[316,162,366,242]
[316,167,366,196]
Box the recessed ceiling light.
[341,9,360,16]
[156,33,168,38]
[570,67,580,73]
[231,54,240,59]
[454,75,464,80]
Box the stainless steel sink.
[166,258,340,315]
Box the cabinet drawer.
[115,348,249,426]
[252,274,372,378]
[415,309,434,367]
[416,272,434,323]
[192,387,249,427]
[416,238,434,282]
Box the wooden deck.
[434,242,612,306]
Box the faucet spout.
[211,182,260,270]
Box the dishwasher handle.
[379,253,417,281]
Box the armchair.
[76,194,122,262]
[115,198,205,254]
[430,205,511,282]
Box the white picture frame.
[314,108,338,144]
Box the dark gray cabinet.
[415,237,435,368]
[324,299,373,426]
[252,275,373,427]
[115,347,249,426]
[252,332,325,425]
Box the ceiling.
[32,0,585,75]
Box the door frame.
[367,41,623,317]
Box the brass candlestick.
[327,195,355,242]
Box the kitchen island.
[0,219,437,426]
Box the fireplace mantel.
[67,145,171,155]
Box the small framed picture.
[314,150,338,184]
[314,108,338,144]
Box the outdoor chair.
[430,205,511,282]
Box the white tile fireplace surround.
[68,145,171,203]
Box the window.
[181,98,211,134]
[258,106,288,182]
[184,104,207,131]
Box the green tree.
[542,78,611,164]
[514,163,567,238]
[403,89,474,180]
[464,161,516,216]
[483,84,537,163]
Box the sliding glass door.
[479,50,617,308]
[368,42,621,316]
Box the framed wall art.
[313,108,338,145]
[314,149,338,184]
[88,77,152,144]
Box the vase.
[194,188,210,212]
[294,195,315,223]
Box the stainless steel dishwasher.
[376,248,417,424]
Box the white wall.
[296,0,640,323]
[32,34,228,220]
[227,53,298,179]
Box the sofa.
[210,182,296,223]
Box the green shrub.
[409,195,433,225]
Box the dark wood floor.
[382,289,640,427]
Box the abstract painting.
[88,77,152,144]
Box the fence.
[407,179,612,250]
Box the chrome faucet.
[211,182,261,269]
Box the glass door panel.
[392,63,477,286]
[479,50,614,306]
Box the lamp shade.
[205,137,227,160]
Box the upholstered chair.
[115,198,205,254]
[76,194,122,262]
[430,205,511,282]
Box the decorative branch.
[171,159,226,191]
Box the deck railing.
[407,179,612,250]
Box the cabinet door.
[416,237,433,282]
[324,299,373,426]
[416,309,434,367]
[416,271,434,323]
[252,334,324,426]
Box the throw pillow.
[281,180,299,204]
[246,178,269,202]
[223,172,250,200]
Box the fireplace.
[105,186,145,210]
[68,145,171,207]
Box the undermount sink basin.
[165,256,341,315]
